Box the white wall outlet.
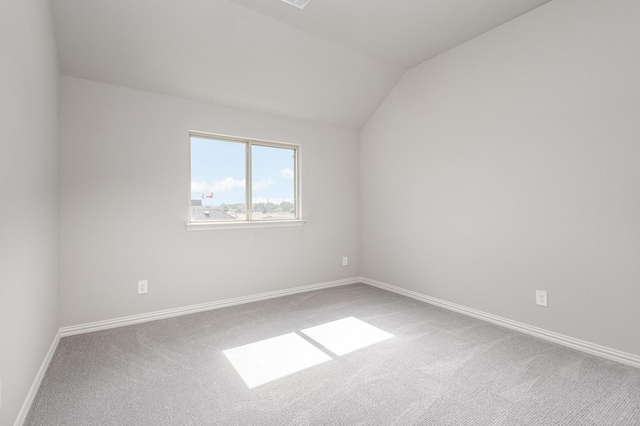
[342,256,348,266]
[536,290,548,307]
[138,280,148,294]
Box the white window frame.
[186,131,304,231]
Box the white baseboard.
[15,329,60,426]
[23,275,637,425]
[60,277,360,337]
[361,276,640,369]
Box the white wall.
[58,76,360,327]
[0,0,59,423]
[361,0,640,357]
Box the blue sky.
[190,137,295,206]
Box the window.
[188,132,301,228]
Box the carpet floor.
[25,284,640,425]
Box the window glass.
[189,133,299,223]
[190,137,246,221]
[251,145,296,220]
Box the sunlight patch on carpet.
[301,316,394,356]
[223,333,331,388]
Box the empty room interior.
[2,0,640,424]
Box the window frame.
[186,131,304,231]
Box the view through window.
[190,133,299,222]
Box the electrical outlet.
[138,280,148,294]
[536,290,548,307]
[342,256,348,266]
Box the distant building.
[190,200,236,221]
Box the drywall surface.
[361,0,640,356]
[0,0,59,423]
[52,0,403,130]
[58,76,360,327]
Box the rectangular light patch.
[280,0,311,9]
[301,317,393,356]
[223,333,331,389]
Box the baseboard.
[361,276,640,369]
[60,277,360,337]
[28,275,637,426]
[15,329,60,426]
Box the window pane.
[190,137,246,221]
[251,145,296,220]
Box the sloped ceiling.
[51,0,551,129]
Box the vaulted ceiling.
[52,0,552,129]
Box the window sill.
[186,220,306,231]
